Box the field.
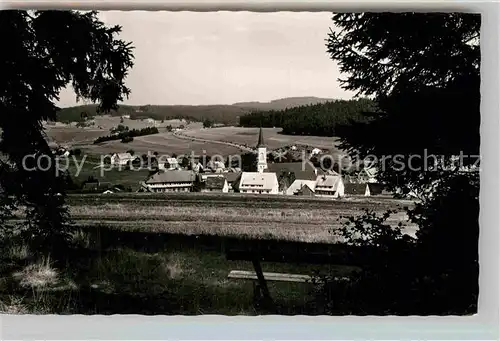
[182,127,342,153]
[83,131,243,157]
[45,117,344,160]
[2,193,416,315]
[44,115,190,147]
[66,193,417,243]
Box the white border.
[0,1,498,340]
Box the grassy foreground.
[65,193,416,243]
[0,228,357,315]
[1,193,413,314]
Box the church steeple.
[256,126,265,148]
[256,126,267,173]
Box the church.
[233,127,279,194]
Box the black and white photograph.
[0,10,480,316]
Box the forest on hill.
[55,97,335,125]
[239,98,378,136]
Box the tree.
[277,170,295,193]
[241,152,257,172]
[319,13,480,314]
[0,10,134,254]
[180,156,190,169]
[203,118,213,128]
[126,149,135,156]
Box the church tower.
[256,126,267,173]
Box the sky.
[57,11,354,107]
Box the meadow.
[1,193,413,315]
[182,127,341,152]
[66,193,416,243]
[44,116,189,148]
[84,132,243,157]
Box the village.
[84,126,388,198]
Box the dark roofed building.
[223,172,242,192]
[366,183,392,196]
[266,162,321,181]
[81,181,112,193]
[296,183,315,197]
[344,183,369,196]
[201,176,228,193]
[143,170,196,193]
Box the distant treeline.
[239,98,378,136]
[56,104,251,125]
[94,127,159,144]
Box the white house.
[314,174,345,198]
[191,161,204,173]
[235,172,279,194]
[159,157,179,170]
[207,160,225,172]
[234,127,280,194]
[111,152,135,166]
[311,148,322,155]
[142,170,196,193]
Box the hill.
[239,98,377,137]
[233,96,335,110]
[55,97,337,125]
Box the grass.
[61,193,416,243]
[182,127,341,152]
[60,154,150,191]
[0,228,356,315]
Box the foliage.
[240,99,376,136]
[277,171,296,193]
[317,12,480,314]
[203,119,214,128]
[0,10,134,255]
[240,152,257,172]
[110,124,129,134]
[57,103,252,125]
[94,127,158,144]
[121,136,134,143]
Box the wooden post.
[251,257,272,304]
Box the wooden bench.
[225,241,373,309]
[228,270,311,282]
[228,270,312,308]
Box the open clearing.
[65,193,417,243]
[182,127,341,152]
[44,115,189,147]
[45,122,345,158]
[83,132,243,157]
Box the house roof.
[207,160,225,169]
[114,152,133,160]
[205,176,226,190]
[366,183,389,195]
[223,172,242,183]
[297,183,315,195]
[266,162,320,181]
[145,170,196,184]
[315,174,342,190]
[239,172,278,191]
[344,183,367,195]
[165,158,178,164]
[286,179,316,195]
